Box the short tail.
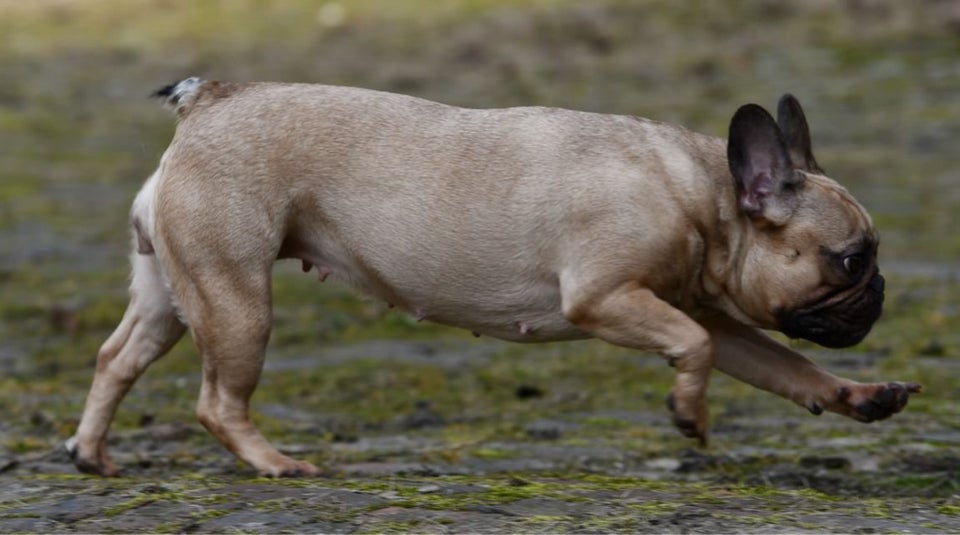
[151,77,205,116]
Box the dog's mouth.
[777,271,885,348]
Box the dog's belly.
[286,232,588,343]
[320,263,587,343]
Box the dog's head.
[723,95,883,348]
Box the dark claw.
[73,457,119,477]
[806,401,824,415]
[672,417,708,447]
[673,417,698,437]
[666,392,707,447]
[65,441,109,476]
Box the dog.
[66,78,921,477]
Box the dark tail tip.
[150,77,205,115]
[151,82,179,100]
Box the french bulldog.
[67,78,921,477]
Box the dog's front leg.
[564,281,713,444]
[703,314,921,422]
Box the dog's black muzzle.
[777,272,885,349]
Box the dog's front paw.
[845,381,922,422]
[665,392,709,447]
[825,381,922,422]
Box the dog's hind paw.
[257,459,321,478]
[66,436,121,477]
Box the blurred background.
[0,0,957,475]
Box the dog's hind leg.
[166,251,319,477]
[67,252,186,476]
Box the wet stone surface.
[1,344,958,534]
[8,337,960,534]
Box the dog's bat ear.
[727,103,804,225]
[777,94,823,174]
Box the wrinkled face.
[724,94,885,348]
[736,174,883,348]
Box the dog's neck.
[690,137,757,325]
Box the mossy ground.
[0,0,958,532]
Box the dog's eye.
[842,254,865,278]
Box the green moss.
[575,514,644,532]
[356,520,428,534]
[98,479,236,518]
[519,513,571,524]
[627,501,682,515]
[5,437,49,454]
[470,447,516,460]
[892,474,949,490]
[938,504,960,516]
[102,493,165,517]
[0,513,43,520]
[580,415,633,430]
